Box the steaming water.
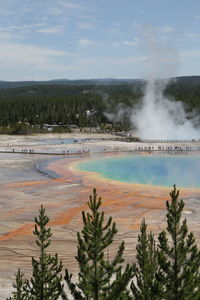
[133,80,200,139]
[77,155,200,188]
[131,26,200,139]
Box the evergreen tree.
[64,188,133,300]
[131,219,162,300]
[157,185,200,299]
[26,205,63,300]
[7,269,29,300]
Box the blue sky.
[0,0,200,80]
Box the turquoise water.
[77,155,200,188]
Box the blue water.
[43,138,86,144]
[77,155,200,188]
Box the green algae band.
[77,155,200,188]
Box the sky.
[0,0,200,81]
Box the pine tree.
[7,269,29,300]
[64,188,133,300]
[131,219,162,300]
[157,185,200,299]
[26,205,63,300]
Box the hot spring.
[76,155,200,188]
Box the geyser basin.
[76,155,200,188]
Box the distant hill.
[0,78,141,89]
[173,76,200,86]
[0,76,200,90]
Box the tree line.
[8,186,200,299]
[0,84,140,134]
[1,78,200,134]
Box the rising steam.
[132,26,200,140]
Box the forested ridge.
[0,83,142,133]
[0,76,200,134]
[165,78,200,113]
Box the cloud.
[0,23,45,35]
[0,0,86,28]
[185,33,200,42]
[47,0,83,16]
[180,50,200,60]
[0,32,15,40]
[56,54,148,80]
[57,0,82,10]
[46,6,65,16]
[0,27,84,77]
[78,38,96,46]
[101,56,146,65]
[0,6,14,16]
[108,25,122,37]
[37,25,64,34]
[160,26,175,33]
[0,40,70,72]
[122,39,138,46]
[0,1,36,18]
[111,38,138,47]
[77,22,94,30]
[134,23,176,36]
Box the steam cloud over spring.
[132,26,200,140]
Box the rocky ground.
[0,133,200,298]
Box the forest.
[0,76,200,134]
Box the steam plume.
[132,26,200,139]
